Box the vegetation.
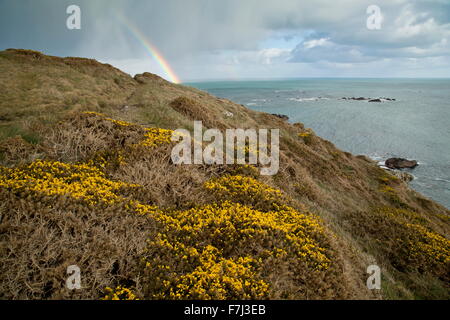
[0,49,448,300]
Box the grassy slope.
[0,49,448,300]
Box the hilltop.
[0,49,449,300]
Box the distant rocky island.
[341,97,396,102]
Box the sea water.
[188,78,450,209]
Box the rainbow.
[116,13,181,84]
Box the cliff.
[0,49,448,299]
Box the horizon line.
[183,76,450,84]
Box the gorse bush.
[0,160,139,206]
[344,206,450,281]
[102,286,139,300]
[298,130,314,145]
[143,201,332,299]
[141,172,343,299]
[41,111,174,164]
[81,111,174,149]
[204,174,285,211]
[140,128,174,148]
[144,241,270,300]
[406,223,450,274]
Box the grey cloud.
[1,0,449,79]
[289,1,450,64]
[289,38,378,63]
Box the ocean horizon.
[189,78,450,209]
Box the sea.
[188,78,450,209]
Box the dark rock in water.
[385,158,418,169]
[341,96,395,101]
[271,113,289,121]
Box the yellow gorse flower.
[204,174,284,210]
[0,160,158,216]
[368,206,450,275]
[101,286,139,300]
[144,196,331,299]
[298,132,311,138]
[82,111,174,149]
[140,128,174,148]
[406,223,450,265]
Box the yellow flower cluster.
[376,206,429,225]
[101,286,139,300]
[298,132,311,138]
[204,175,283,210]
[379,185,395,193]
[149,244,269,300]
[298,130,313,145]
[370,206,449,276]
[0,160,142,207]
[83,111,135,127]
[126,200,160,216]
[234,164,260,175]
[140,128,174,148]
[377,173,400,185]
[143,199,331,299]
[379,185,403,205]
[205,174,280,196]
[82,111,174,148]
[406,223,450,265]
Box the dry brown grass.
[169,96,222,129]
[0,136,41,165]
[0,190,153,299]
[41,112,145,163]
[112,146,217,209]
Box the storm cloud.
[1,0,449,80]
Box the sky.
[1,0,450,82]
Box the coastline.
[189,78,450,210]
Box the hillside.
[0,49,449,300]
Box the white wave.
[366,153,387,161]
[434,178,450,183]
[251,98,268,102]
[288,97,318,102]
